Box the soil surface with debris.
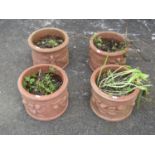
[0,19,155,135]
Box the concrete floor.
[0,19,155,134]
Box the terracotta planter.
[17,64,69,121]
[89,31,128,71]
[28,28,69,68]
[90,64,140,122]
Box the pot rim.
[90,64,140,102]
[17,64,68,101]
[28,27,69,53]
[89,31,128,56]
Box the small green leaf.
[30,78,35,84]
[25,76,30,82]
[22,81,27,88]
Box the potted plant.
[28,27,69,68]
[90,64,151,122]
[17,64,69,121]
[89,31,129,71]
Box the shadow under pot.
[28,28,69,68]
[90,64,139,122]
[17,64,69,121]
[89,31,128,71]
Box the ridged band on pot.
[28,28,69,68]
[17,64,69,121]
[89,31,128,71]
[90,64,140,122]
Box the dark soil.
[34,35,64,48]
[94,37,127,52]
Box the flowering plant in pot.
[90,63,151,122]
[18,64,68,121]
[28,27,69,68]
[89,31,129,71]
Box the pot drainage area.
[0,19,155,134]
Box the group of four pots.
[18,27,136,122]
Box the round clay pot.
[17,64,69,121]
[90,64,140,122]
[28,28,69,68]
[89,31,128,71]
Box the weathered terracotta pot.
[89,31,128,71]
[17,64,69,121]
[90,64,140,122]
[28,28,69,68]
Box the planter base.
[90,100,133,122]
[25,101,68,121]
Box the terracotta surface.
[28,28,69,68]
[90,64,140,122]
[17,64,69,121]
[89,31,128,71]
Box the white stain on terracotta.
[35,95,41,98]
[97,49,102,53]
[112,96,118,99]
